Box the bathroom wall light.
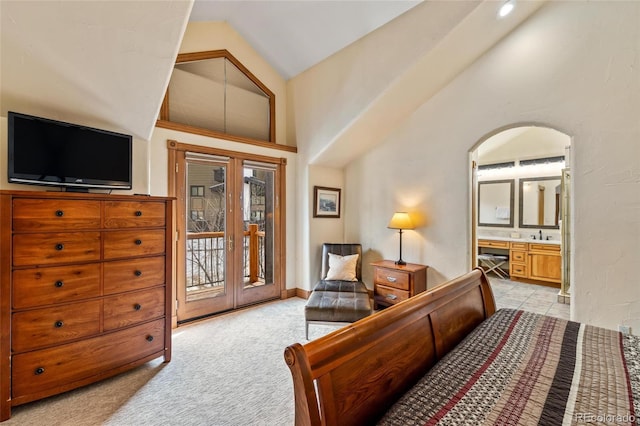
[498,0,515,18]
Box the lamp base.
[395,259,407,266]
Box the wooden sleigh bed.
[284,268,640,426]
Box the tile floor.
[489,276,570,320]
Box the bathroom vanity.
[477,237,561,287]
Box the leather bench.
[305,244,372,339]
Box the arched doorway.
[470,125,572,304]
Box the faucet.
[530,234,537,240]
[539,230,543,240]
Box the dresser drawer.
[11,318,165,399]
[103,287,165,331]
[103,229,166,260]
[13,263,101,309]
[104,201,166,229]
[375,285,409,305]
[12,300,102,352]
[104,256,166,295]
[374,268,410,291]
[13,232,101,266]
[511,251,527,263]
[12,199,101,232]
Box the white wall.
[306,166,345,287]
[344,1,640,331]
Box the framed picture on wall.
[313,186,341,218]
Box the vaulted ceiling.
[0,0,546,155]
[188,1,420,79]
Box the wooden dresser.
[371,260,428,309]
[0,191,173,421]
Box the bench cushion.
[312,279,369,293]
[305,290,372,322]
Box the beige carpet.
[6,297,333,426]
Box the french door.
[169,143,285,323]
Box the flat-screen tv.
[8,111,132,191]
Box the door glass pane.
[186,162,227,301]
[242,165,274,288]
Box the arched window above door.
[157,50,276,144]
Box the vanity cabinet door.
[528,247,561,283]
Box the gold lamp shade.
[387,212,414,230]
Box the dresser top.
[0,189,173,201]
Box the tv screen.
[8,111,132,191]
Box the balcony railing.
[186,224,265,294]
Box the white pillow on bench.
[325,253,359,281]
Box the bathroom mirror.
[519,176,561,229]
[478,179,514,227]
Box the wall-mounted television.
[8,111,132,191]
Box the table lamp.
[388,212,414,265]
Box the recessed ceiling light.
[499,0,515,18]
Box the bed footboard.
[284,268,496,426]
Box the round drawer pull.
[135,210,143,217]
[55,210,64,217]
[54,320,64,328]
[386,294,398,300]
[386,276,397,283]
[54,280,64,288]
[134,270,142,277]
[34,367,45,376]
[146,335,154,342]
[134,303,142,311]
[134,239,142,245]
[55,243,64,251]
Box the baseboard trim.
[295,288,311,299]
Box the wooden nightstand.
[371,260,428,309]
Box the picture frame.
[313,186,341,218]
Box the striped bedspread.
[379,309,640,426]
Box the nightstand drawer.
[375,285,409,305]
[374,268,410,290]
